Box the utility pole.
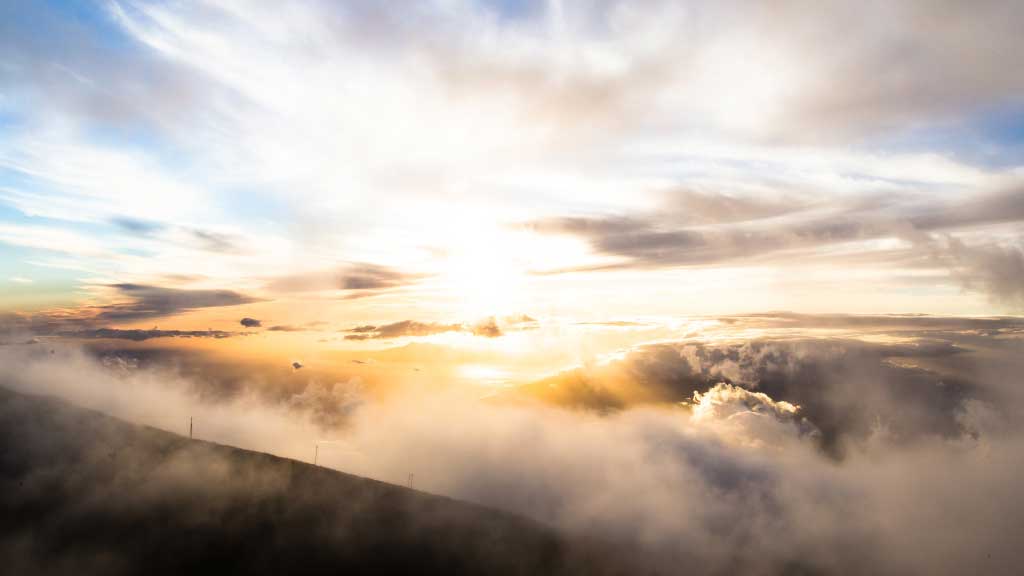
[314,444,319,466]
[189,417,193,439]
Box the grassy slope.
[0,387,620,575]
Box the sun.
[439,222,530,319]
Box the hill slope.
[0,387,616,575]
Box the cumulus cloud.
[687,383,821,447]
[515,333,1003,457]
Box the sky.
[3,3,1024,573]
[1,0,1024,375]
[2,0,1024,317]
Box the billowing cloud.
[515,333,995,457]
[2,328,1023,574]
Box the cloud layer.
[3,315,1023,574]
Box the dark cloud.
[731,312,1024,335]
[663,189,807,225]
[106,219,243,253]
[532,188,1024,268]
[190,229,243,254]
[240,318,261,328]
[111,217,165,236]
[909,187,1024,230]
[92,284,260,323]
[529,187,1024,309]
[60,328,235,342]
[344,320,465,340]
[265,263,424,296]
[0,312,78,337]
[344,318,505,340]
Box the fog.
[1,329,1022,575]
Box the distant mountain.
[0,387,622,575]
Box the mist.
[2,330,1021,575]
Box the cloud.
[2,0,1021,316]
[111,217,165,235]
[942,236,1024,310]
[505,314,537,324]
[687,383,821,446]
[189,228,243,254]
[528,186,1024,309]
[60,328,235,341]
[575,320,652,327]
[239,317,261,328]
[515,333,994,457]
[470,317,503,338]
[2,330,1023,574]
[268,325,304,332]
[344,320,465,341]
[90,284,260,323]
[265,263,424,296]
[731,312,1024,333]
[344,318,505,340]
[16,0,1024,149]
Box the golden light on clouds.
[2,2,1024,573]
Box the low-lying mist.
[2,328,1022,575]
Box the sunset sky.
[4,4,1024,573]
[2,0,1023,383]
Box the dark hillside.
[0,387,620,575]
